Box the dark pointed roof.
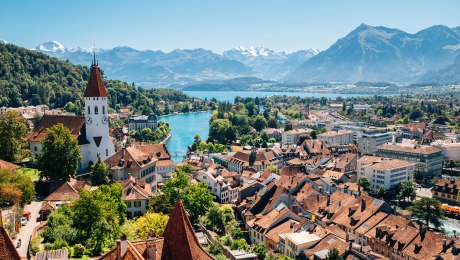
[84,62,108,98]
[0,227,21,260]
[161,199,214,260]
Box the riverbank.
[160,133,172,144]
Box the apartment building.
[318,130,355,145]
[128,113,158,132]
[358,156,415,192]
[282,128,313,144]
[375,142,443,177]
[357,128,393,155]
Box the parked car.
[22,211,31,221]
[21,217,27,226]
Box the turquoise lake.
[159,111,212,162]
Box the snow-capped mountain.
[34,41,67,53]
[0,39,7,44]
[223,46,319,80]
[287,24,460,84]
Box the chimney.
[117,233,127,257]
[122,145,126,159]
[420,225,427,241]
[442,239,447,252]
[361,199,366,211]
[326,194,331,207]
[316,194,320,202]
[146,241,157,260]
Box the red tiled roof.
[44,178,91,202]
[105,143,172,170]
[84,64,108,97]
[0,227,21,260]
[121,177,152,201]
[27,115,87,143]
[0,159,20,170]
[161,199,213,260]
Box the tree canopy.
[90,157,111,186]
[37,123,81,182]
[0,111,29,162]
[408,197,444,228]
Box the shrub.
[73,244,85,257]
[30,236,42,255]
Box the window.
[106,149,108,157]
[87,106,91,114]
[95,106,99,114]
[134,201,142,207]
[127,202,132,208]
[102,105,105,114]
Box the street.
[14,200,43,258]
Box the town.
[1,54,460,260]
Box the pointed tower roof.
[161,199,214,260]
[84,55,108,97]
[0,227,22,260]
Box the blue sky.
[1,0,458,53]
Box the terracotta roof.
[403,229,453,259]
[264,219,301,244]
[247,206,300,234]
[121,177,152,201]
[105,143,172,170]
[322,170,346,181]
[366,214,419,251]
[44,178,91,202]
[354,212,388,235]
[99,238,164,260]
[0,159,20,170]
[27,115,87,144]
[301,140,330,156]
[84,63,108,97]
[161,199,213,259]
[0,227,21,260]
[304,234,348,258]
[39,201,57,212]
[331,195,386,231]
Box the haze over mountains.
[24,24,460,88]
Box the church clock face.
[86,116,93,125]
[101,115,108,125]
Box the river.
[159,111,212,162]
[161,91,373,162]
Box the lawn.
[17,168,40,181]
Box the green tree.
[42,206,78,245]
[251,244,266,260]
[204,205,226,233]
[90,157,111,186]
[377,186,385,198]
[0,169,36,206]
[284,123,293,131]
[359,177,372,192]
[148,193,174,215]
[209,119,236,144]
[37,123,81,182]
[267,118,280,128]
[0,111,29,162]
[230,238,248,250]
[253,115,268,132]
[121,212,169,240]
[325,248,342,260]
[72,183,126,255]
[397,180,416,202]
[408,197,444,228]
[63,102,80,114]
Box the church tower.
[83,55,115,166]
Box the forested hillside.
[0,43,189,113]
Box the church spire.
[84,55,108,97]
[161,199,213,260]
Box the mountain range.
[16,24,460,87]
